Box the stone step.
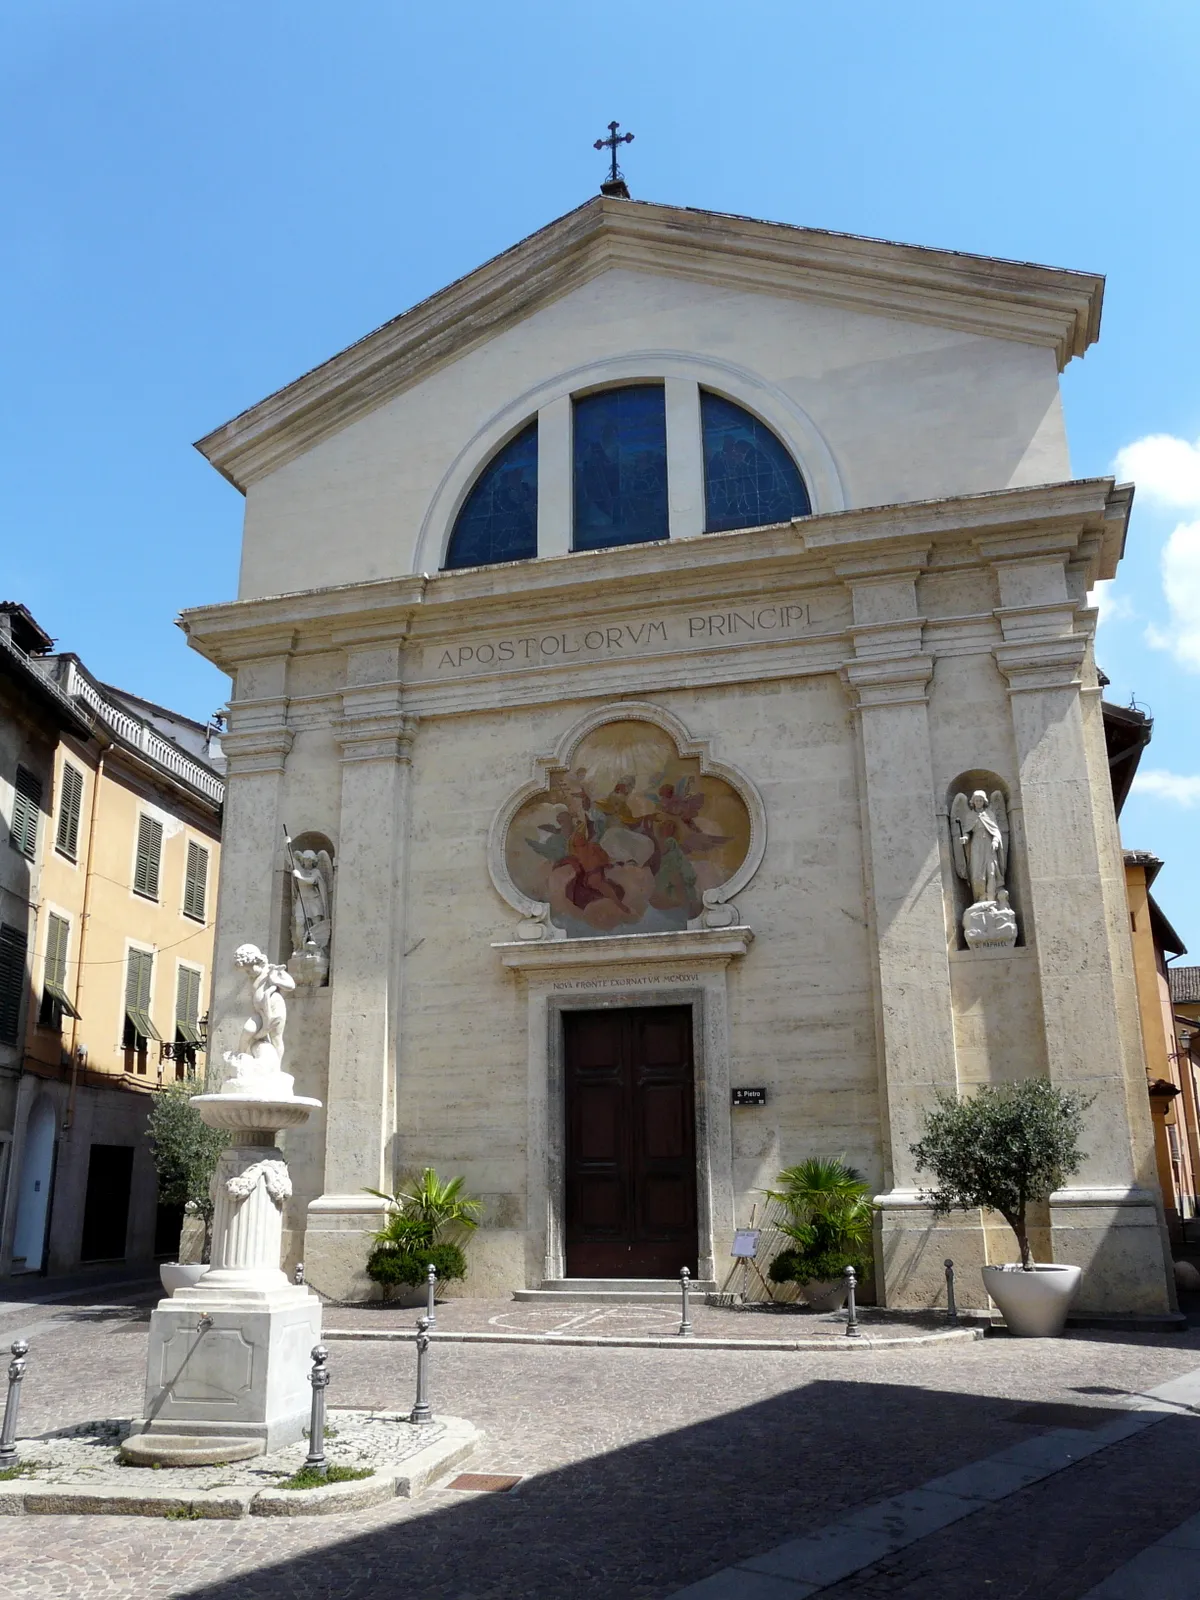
[512,1278,717,1304]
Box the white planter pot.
[159,1262,208,1297]
[801,1278,849,1313]
[982,1263,1081,1337]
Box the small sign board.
[731,1229,761,1259]
[732,1086,767,1107]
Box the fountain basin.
[191,1094,321,1134]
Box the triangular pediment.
[196,196,1104,493]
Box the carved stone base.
[288,943,329,987]
[962,895,1018,950]
[132,1285,322,1460]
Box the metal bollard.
[678,1266,693,1337]
[305,1344,330,1477]
[944,1258,957,1320]
[0,1340,28,1468]
[844,1266,861,1338]
[426,1262,438,1329]
[294,1261,305,1286]
[410,1315,433,1425]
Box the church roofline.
[194,196,1106,494]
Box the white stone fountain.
[124,945,323,1466]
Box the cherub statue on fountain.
[222,942,297,1092]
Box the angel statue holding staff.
[951,789,1008,905]
[950,788,1017,948]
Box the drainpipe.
[64,738,109,1134]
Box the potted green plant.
[147,1080,226,1294]
[910,1078,1092,1336]
[364,1167,481,1304]
[765,1158,875,1312]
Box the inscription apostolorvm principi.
[430,601,818,674]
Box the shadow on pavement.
[179,1373,1200,1600]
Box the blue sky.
[3,1,1198,947]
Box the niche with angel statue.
[947,773,1020,950]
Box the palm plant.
[364,1168,481,1291]
[765,1157,874,1286]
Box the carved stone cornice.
[840,653,934,711]
[194,199,1103,491]
[495,925,754,974]
[333,711,418,764]
[993,635,1088,694]
[220,726,294,776]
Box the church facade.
[182,195,1171,1314]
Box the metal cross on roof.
[594,120,634,197]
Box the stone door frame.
[494,928,752,1285]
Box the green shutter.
[10,766,42,860]
[124,947,161,1042]
[55,762,84,860]
[42,913,79,1019]
[0,923,28,1044]
[183,840,208,921]
[175,965,203,1044]
[133,815,163,899]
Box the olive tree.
[147,1082,225,1262]
[910,1079,1092,1269]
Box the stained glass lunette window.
[572,385,669,552]
[701,392,811,533]
[444,421,538,570]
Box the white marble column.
[304,642,415,1300]
[838,553,984,1307]
[990,543,1171,1314]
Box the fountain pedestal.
[124,1086,323,1466]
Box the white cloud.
[1131,768,1200,807]
[1088,579,1133,627]
[1115,434,1200,510]
[1142,518,1200,669]
[1114,432,1200,669]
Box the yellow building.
[1,613,223,1277]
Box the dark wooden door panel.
[564,1006,697,1278]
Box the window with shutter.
[175,964,202,1043]
[39,912,79,1028]
[0,923,28,1044]
[10,766,42,860]
[55,762,84,861]
[183,841,208,921]
[123,947,161,1049]
[133,815,163,900]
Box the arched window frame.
[422,355,844,574]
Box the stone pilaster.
[988,543,1171,1314]
[304,642,416,1301]
[838,554,984,1307]
[208,644,295,1079]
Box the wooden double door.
[564,1006,698,1278]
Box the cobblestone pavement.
[1,1282,1199,1597]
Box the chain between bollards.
[294,1261,305,1286]
[843,1266,860,1338]
[426,1262,438,1329]
[678,1266,693,1337]
[305,1344,330,1477]
[945,1258,957,1320]
[410,1315,433,1424]
[0,1340,28,1468]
